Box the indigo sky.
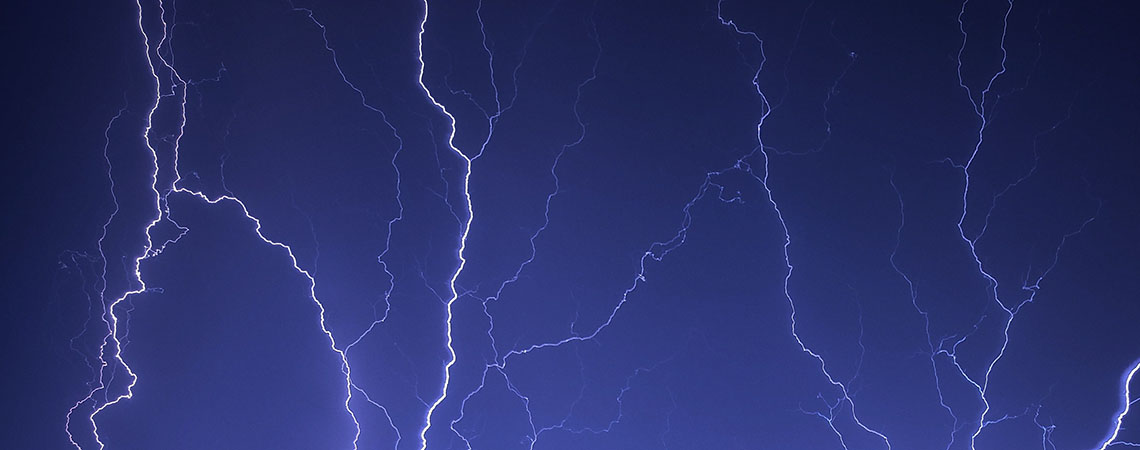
[5,0,1140,449]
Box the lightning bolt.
[1096,360,1140,450]
[59,1,1137,449]
[415,0,474,446]
[718,2,892,448]
[67,1,409,448]
[421,2,607,447]
[946,1,1110,448]
[64,2,165,446]
[902,1,1129,448]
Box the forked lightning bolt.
[67,0,410,448]
[62,1,1138,449]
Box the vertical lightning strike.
[286,6,409,443]
[950,1,1048,447]
[449,2,890,447]
[415,0,474,447]
[57,1,1135,448]
[66,1,164,447]
[283,4,407,364]
[470,0,501,162]
[68,1,416,448]
[64,103,128,448]
[949,1,1110,447]
[443,9,602,447]
[1096,360,1140,450]
[446,2,892,447]
[467,0,571,311]
[889,171,963,449]
[718,2,892,448]
[418,1,591,447]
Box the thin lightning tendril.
[284,7,410,443]
[449,10,603,448]
[719,1,892,448]
[67,1,413,448]
[64,103,129,449]
[945,1,1122,448]
[63,1,1137,449]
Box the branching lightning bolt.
[718,2,892,448]
[447,15,610,446]
[416,0,475,446]
[1096,360,1140,449]
[64,2,166,446]
[60,1,1137,449]
[939,1,1115,448]
[423,2,609,447]
[64,101,129,449]
[66,1,412,448]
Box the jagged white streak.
[68,1,413,448]
[65,2,163,446]
[446,11,603,448]
[64,103,129,449]
[1096,361,1140,450]
[718,1,892,448]
[416,0,474,448]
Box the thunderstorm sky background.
[4,0,1140,449]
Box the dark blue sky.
[5,0,1139,449]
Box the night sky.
[5,0,1140,449]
